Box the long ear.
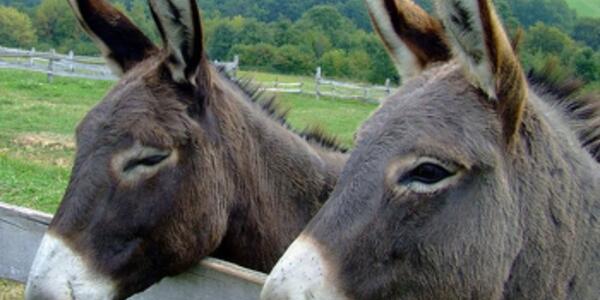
[436,0,527,142]
[366,0,451,79]
[149,0,206,85]
[67,0,157,75]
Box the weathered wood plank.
[0,202,266,299]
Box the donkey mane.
[527,63,600,162]
[221,72,349,153]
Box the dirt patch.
[13,133,75,151]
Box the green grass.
[565,0,600,18]
[276,93,376,146]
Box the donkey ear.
[366,0,451,79]
[149,0,205,85]
[436,0,527,142]
[67,0,157,76]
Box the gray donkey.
[262,0,600,299]
[25,0,347,299]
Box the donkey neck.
[209,71,348,272]
[502,92,599,299]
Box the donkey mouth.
[26,233,118,300]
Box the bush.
[272,44,315,75]
[230,43,278,71]
[0,5,37,47]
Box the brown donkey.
[262,0,599,299]
[25,0,347,299]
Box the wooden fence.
[259,67,394,103]
[0,202,265,299]
[0,46,239,82]
[0,46,393,103]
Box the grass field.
[0,67,378,298]
[565,0,600,17]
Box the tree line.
[0,0,598,85]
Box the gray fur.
[263,0,600,298]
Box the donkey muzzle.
[260,235,348,300]
[25,233,117,300]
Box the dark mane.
[217,68,348,153]
[528,63,600,162]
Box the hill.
[565,0,600,18]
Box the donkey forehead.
[77,76,191,148]
[358,65,500,164]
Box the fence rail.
[0,46,394,103]
[0,202,265,300]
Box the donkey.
[25,0,347,299]
[262,0,599,299]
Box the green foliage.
[34,0,93,54]
[231,43,278,71]
[524,22,576,55]
[0,5,36,47]
[507,0,577,30]
[573,47,600,82]
[272,44,314,74]
[572,18,600,50]
[0,0,598,85]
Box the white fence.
[0,202,265,299]
[0,46,239,82]
[0,46,115,81]
[315,67,393,103]
[0,46,393,103]
[258,68,394,103]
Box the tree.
[573,47,600,82]
[572,18,600,51]
[0,5,37,47]
[507,0,576,30]
[272,44,314,74]
[524,22,575,56]
[320,49,347,78]
[295,6,355,49]
[206,20,238,60]
[230,43,278,71]
[34,0,94,54]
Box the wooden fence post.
[68,50,75,72]
[232,55,239,79]
[47,49,55,83]
[29,48,35,66]
[315,67,322,100]
[385,78,391,96]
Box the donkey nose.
[26,234,117,300]
[260,235,348,300]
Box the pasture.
[565,0,600,18]
[0,68,377,298]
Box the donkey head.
[262,0,531,298]
[26,0,236,299]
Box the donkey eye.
[123,154,170,172]
[400,163,454,185]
